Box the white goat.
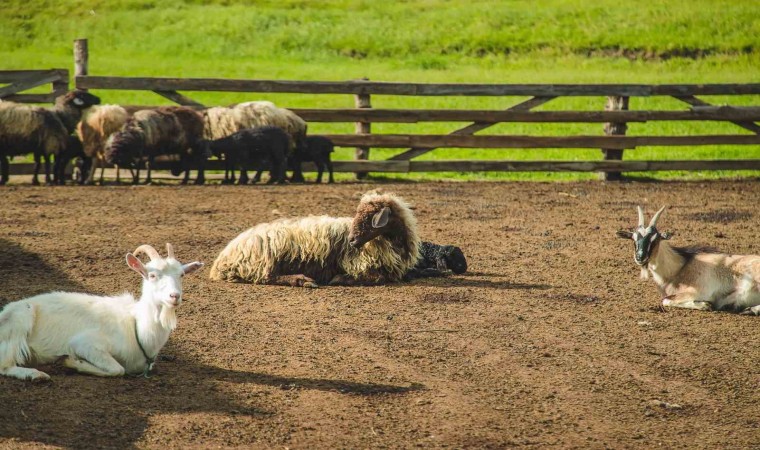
[617,206,760,314]
[0,244,203,382]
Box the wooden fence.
[4,39,760,180]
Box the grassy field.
[1,0,759,180]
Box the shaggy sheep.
[105,106,206,184]
[291,135,334,183]
[0,90,100,185]
[209,191,420,286]
[76,104,130,184]
[404,241,467,279]
[202,101,308,182]
[205,125,289,185]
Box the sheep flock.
[0,91,334,185]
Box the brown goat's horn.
[133,245,161,261]
[637,206,645,228]
[649,205,667,228]
[166,243,175,259]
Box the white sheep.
[76,104,130,184]
[209,191,420,286]
[0,244,203,381]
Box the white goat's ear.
[126,253,148,278]
[616,230,633,239]
[372,207,391,228]
[182,261,204,276]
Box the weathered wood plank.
[9,159,760,175]
[674,95,760,134]
[291,107,760,123]
[153,90,206,107]
[600,96,629,181]
[389,96,555,161]
[354,90,372,179]
[75,76,760,96]
[0,70,63,98]
[324,134,760,149]
[1,93,58,103]
[0,70,66,83]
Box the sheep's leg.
[270,274,319,288]
[32,152,42,185]
[144,158,153,185]
[0,155,8,185]
[326,159,334,183]
[274,159,287,184]
[43,153,52,185]
[238,162,249,185]
[132,166,140,185]
[254,169,264,184]
[194,159,205,185]
[662,292,712,311]
[290,158,305,183]
[62,336,126,377]
[315,162,324,183]
[0,366,51,382]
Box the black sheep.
[405,241,468,280]
[205,126,289,185]
[53,135,87,185]
[290,135,335,183]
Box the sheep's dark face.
[443,246,468,274]
[348,200,395,249]
[61,90,101,109]
[105,130,142,167]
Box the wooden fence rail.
[4,39,760,182]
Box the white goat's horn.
[649,205,667,228]
[133,245,161,261]
[637,206,645,228]
[166,243,175,259]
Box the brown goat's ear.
[661,231,674,240]
[372,207,391,228]
[616,230,633,239]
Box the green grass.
[1,0,759,181]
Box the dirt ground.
[1,180,759,449]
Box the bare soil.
[1,180,759,449]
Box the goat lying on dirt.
[617,206,760,314]
[0,244,203,381]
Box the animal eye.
[149,273,157,279]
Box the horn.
[166,243,175,259]
[133,244,161,261]
[637,206,645,228]
[649,205,667,228]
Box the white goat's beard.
[640,267,650,280]
[159,305,178,330]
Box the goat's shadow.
[0,349,423,449]
[0,238,87,304]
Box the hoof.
[303,281,319,289]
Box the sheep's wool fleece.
[210,192,420,284]
[77,105,129,158]
[0,102,67,154]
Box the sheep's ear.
[126,253,148,278]
[372,207,391,228]
[616,230,633,239]
[182,261,204,276]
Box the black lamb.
[289,135,335,183]
[205,125,289,184]
[405,241,468,280]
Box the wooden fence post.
[74,38,88,88]
[354,79,372,180]
[600,96,629,181]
